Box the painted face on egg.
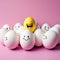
[24,17,37,33]
[42,23,50,32]
[20,30,35,50]
[42,30,58,49]
[21,32,32,41]
[4,30,19,49]
[3,24,11,31]
[14,23,22,31]
[14,23,24,35]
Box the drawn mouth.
[26,24,33,28]
[23,38,30,41]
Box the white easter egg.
[50,26,60,35]
[2,24,11,31]
[14,23,24,35]
[50,26,60,44]
[16,26,24,35]
[42,23,50,33]
[34,29,43,47]
[54,24,60,30]
[20,30,35,50]
[42,30,58,49]
[0,28,8,45]
[14,23,22,31]
[53,24,60,44]
[4,30,19,49]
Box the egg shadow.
[11,44,22,51]
[26,46,43,52]
[53,44,60,50]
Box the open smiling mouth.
[26,24,33,28]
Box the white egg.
[16,26,24,35]
[2,24,11,31]
[34,29,43,47]
[53,24,60,44]
[0,28,8,45]
[50,26,60,44]
[50,26,60,35]
[42,30,58,49]
[14,23,22,31]
[13,23,24,35]
[20,30,35,50]
[54,24,60,30]
[4,30,19,49]
[42,23,50,33]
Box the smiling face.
[4,30,19,49]
[42,30,58,49]
[14,23,22,31]
[22,35,30,41]
[24,17,37,33]
[42,23,50,33]
[20,30,35,50]
[14,23,24,35]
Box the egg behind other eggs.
[20,30,35,50]
[24,17,37,33]
[2,24,11,31]
[13,23,24,35]
[13,23,22,31]
[42,23,50,33]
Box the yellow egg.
[24,17,37,33]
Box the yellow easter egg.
[24,17,37,33]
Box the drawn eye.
[18,26,20,28]
[15,26,18,30]
[6,28,8,30]
[47,27,49,30]
[24,36,25,37]
[45,26,47,30]
[27,36,29,38]
[45,26,49,31]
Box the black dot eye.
[27,36,29,38]
[47,27,49,30]
[6,28,8,30]
[24,36,25,37]
[45,26,46,29]
[18,26,20,28]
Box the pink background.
[0,0,60,60]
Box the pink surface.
[0,0,60,60]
